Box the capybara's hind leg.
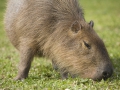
[15,39,35,80]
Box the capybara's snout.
[93,64,113,81]
[101,64,113,80]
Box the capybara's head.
[50,20,113,81]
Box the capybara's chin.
[4,0,113,80]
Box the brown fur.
[4,0,113,81]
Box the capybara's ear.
[89,20,94,28]
[71,21,81,33]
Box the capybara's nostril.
[102,71,110,80]
[102,71,109,78]
[103,71,108,76]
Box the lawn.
[0,0,120,90]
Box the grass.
[0,0,120,90]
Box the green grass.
[0,0,120,90]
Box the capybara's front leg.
[60,71,68,79]
[52,60,58,71]
[15,48,34,80]
[15,40,35,80]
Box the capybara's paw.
[14,75,27,81]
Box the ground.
[0,0,120,90]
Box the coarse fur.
[4,0,113,81]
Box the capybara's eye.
[83,41,91,49]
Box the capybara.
[4,0,113,81]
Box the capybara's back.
[4,0,113,81]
